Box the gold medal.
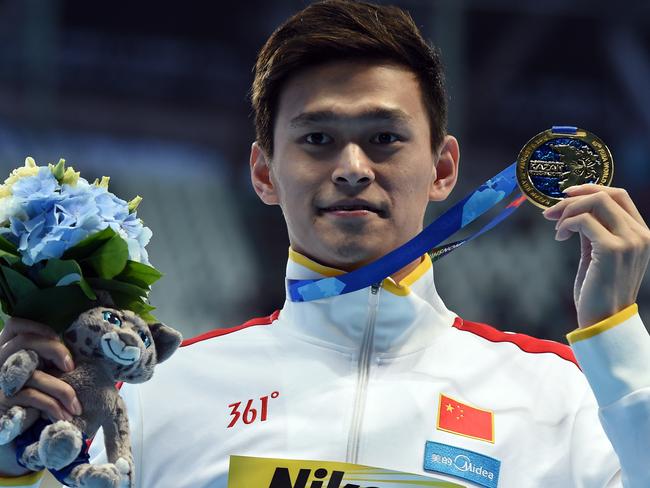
[516,126,614,208]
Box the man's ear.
[250,141,280,205]
[429,135,460,202]
[149,323,183,363]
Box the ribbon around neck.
[287,162,525,302]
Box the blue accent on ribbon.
[431,193,526,262]
[296,276,346,301]
[288,162,523,302]
[551,125,578,134]
[424,441,500,488]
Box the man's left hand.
[543,185,650,328]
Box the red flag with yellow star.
[437,393,494,443]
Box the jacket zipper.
[346,282,381,463]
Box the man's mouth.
[319,201,386,217]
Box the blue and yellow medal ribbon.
[288,162,525,302]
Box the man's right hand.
[0,317,81,477]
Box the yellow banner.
[227,455,465,488]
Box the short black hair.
[251,0,448,157]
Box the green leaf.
[0,265,39,315]
[37,259,83,287]
[1,265,38,300]
[78,279,97,300]
[0,239,26,273]
[131,301,156,315]
[139,311,158,324]
[56,275,97,300]
[0,267,16,309]
[62,227,117,261]
[0,254,24,268]
[115,261,162,288]
[0,252,24,273]
[110,291,154,312]
[86,278,149,298]
[11,286,96,333]
[78,234,129,279]
[34,259,97,300]
[108,290,157,322]
[0,235,19,255]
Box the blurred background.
[0,0,649,349]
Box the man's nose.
[331,144,375,187]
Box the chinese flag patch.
[437,393,494,443]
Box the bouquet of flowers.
[0,157,181,487]
[0,157,161,332]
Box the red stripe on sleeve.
[181,310,280,347]
[453,317,579,367]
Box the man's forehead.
[288,106,413,128]
[277,61,423,114]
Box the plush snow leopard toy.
[0,306,182,487]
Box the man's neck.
[291,248,425,285]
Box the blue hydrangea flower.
[1,169,152,266]
[11,167,59,199]
[118,212,153,264]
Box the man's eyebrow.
[289,108,412,128]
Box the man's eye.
[304,133,332,145]
[371,132,400,144]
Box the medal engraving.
[516,127,613,208]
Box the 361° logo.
[228,391,280,428]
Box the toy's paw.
[17,441,44,472]
[68,463,128,488]
[38,420,83,469]
[0,350,38,396]
[114,458,133,488]
[0,405,26,444]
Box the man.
[1,1,650,486]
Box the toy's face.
[64,308,161,383]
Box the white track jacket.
[4,251,650,487]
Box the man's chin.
[319,240,388,270]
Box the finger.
[555,212,611,242]
[10,387,74,422]
[542,193,588,220]
[552,192,634,236]
[25,370,82,416]
[563,185,646,227]
[0,334,74,372]
[0,317,59,344]
[574,233,592,304]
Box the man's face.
[251,60,459,270]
